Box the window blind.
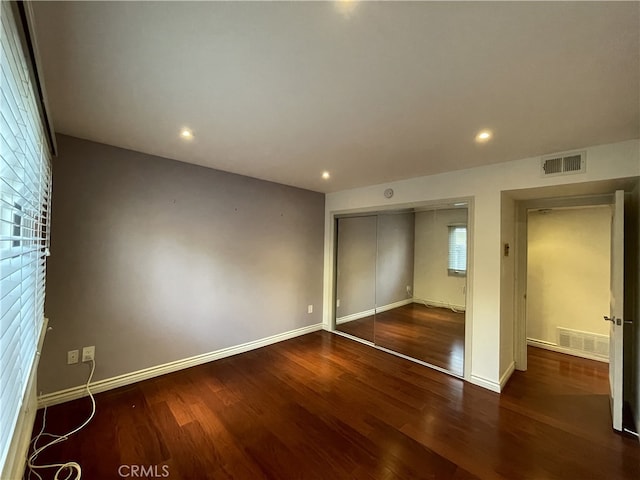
[448,225,467,276]
[0,0,51,471]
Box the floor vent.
[557,327,608,358]
[541,151,586,177]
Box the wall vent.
[557,327,608,358]
[541,151,586,177]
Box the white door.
[607,190,624,431]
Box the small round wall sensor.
[384,188,394,199]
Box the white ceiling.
[31,1,639,193]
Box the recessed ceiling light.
[180,128,194,140]
[475,130,492,143]
[335,0,359,17]
[322,171,331,180]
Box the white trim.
[469,374,501,393]
[527,338,609,363]
[414,298,466,312]
[499,361,516,390]
[336,298,414,325]
[336,308,375,325]
[376,298,415,313]
[375,344,463,379]
[1,360,38,480]
[463,199,474,383]
[333,330,464,379]
[1,318,47,480]
[38,323,322,408]
[332,330,374,346]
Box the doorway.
[525,205,611,363]
[510,181,639,436]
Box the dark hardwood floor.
[336,313,376,342]
[26,334,639,480]
[336,304,465,375]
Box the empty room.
[2,1,640,479]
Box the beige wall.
[325,139,639,391]
[526,206,611,344]
[414,208,467,309]
[40,135,325,394]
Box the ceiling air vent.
[541,151,586,177]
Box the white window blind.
[0,0,51,472]
[448,225,467,276]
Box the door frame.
[513,194,614,370]
[609,190,625,431]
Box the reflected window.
[448,225,467,276]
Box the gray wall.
[376,213,414,307]
[335,213,414,319]
[335,216,377,318]
[40,135,324,394]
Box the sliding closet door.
[412,208,467,375]
[334,206,468,377]
[373,212,416,353]
[335,216,377,343]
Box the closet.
[334,205,468,376]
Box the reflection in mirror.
[335,216,377,342]
[381,207,466,375]
[334,205,468,377]
[371,211,416,356]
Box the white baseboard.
[336,308,375,325]
[527,338,609,363]
[375,298,414,314]
[414,298,466,312]
[469,374,501,393]
[499,361,516,390]
[38,323,323,408]
[336,298,414,325]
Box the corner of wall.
[499,192,516,379]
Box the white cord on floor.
[27,359,96,480]
[417,299,463,314]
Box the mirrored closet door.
[335,215,377,343]
[334,204,468,377]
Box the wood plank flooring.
[26,333,640,480]
[336,304,465,375]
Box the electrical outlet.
[67,350,79,365]
[307,304,313,314]
[336,299,340,308]
[82,346,95,362]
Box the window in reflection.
[447,225,467,276]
